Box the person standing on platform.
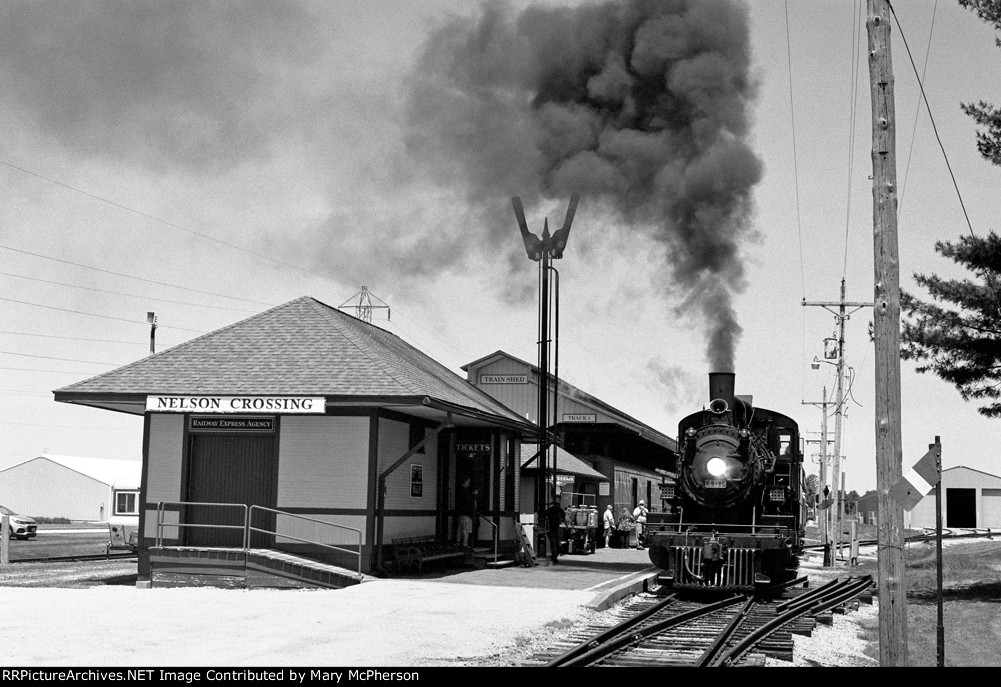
[456,477,476,550]
[632,500,649,549]
[602,505,616,548]
[544,499,566,563]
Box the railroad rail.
[7,552,137,565]
[534,575,873,667]
[801,527,993,552]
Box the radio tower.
[338,286,390,323]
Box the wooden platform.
[149,546,374,590]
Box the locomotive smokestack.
[709,372,736,411]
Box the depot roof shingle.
[54,296,533,428]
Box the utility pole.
[803,279,871,560]
[868,0,907,666]
[802,388,832,565]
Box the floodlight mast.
[511,193,579,560]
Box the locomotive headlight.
[706,457,728,477]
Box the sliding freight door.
[185,433,278,547]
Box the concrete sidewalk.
[404,544,660,611]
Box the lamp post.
[511,193,579,558]
[147,312,158,355]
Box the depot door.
[185,434,278,547]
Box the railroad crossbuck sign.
[889,444,941,511]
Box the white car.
[0,505,37,540]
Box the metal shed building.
[0,454,141,522]
[907,465,1001,530]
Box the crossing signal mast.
[338,287,390,324]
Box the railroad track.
[801,527,994,552]
[524,575,873,667]
[9,552,137,564]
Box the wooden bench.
[391,536,467,574]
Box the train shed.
[53,297,538,584]
[462,351,678,520]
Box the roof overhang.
[52,392,539,438]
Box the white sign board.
[146,395,326,414]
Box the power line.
[0,330,146,346]
[1,296,205,334]
[842,1,865,277]
[0,350,118,366]
[0,366,101,374]
[888,2,1001,316]
[0,244,274,307]
[785,0,810,405]
[0,157,355,290]
[783,0,807,300]
[898,0,939,217]
[0,271,258,313]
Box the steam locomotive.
[647,372,805,592]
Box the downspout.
[375,412,453,575]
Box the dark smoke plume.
[405,0,762,371]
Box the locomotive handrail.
[248,505,363,579]
[155,501,249,548]
[657,521,795,534]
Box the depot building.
[54,297,538,580]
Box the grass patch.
[818,525,1001,666]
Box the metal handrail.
[248,505,363,579]
[476,513,498,564]
[155,501,363,579]
[155,501,248,548]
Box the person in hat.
[602,504,616,548]
[632,500,649,549]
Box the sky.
[2,0,999,497]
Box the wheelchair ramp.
[149,546,375,590]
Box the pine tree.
[900,233,1001,416]
[899,3,1001,416]
[959,1,1001,164]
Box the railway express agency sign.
[146,395,325,413]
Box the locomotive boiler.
[647,372,805,592]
